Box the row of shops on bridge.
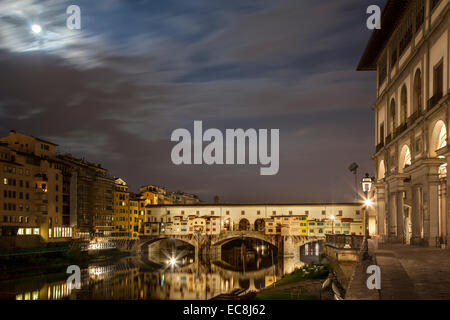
[143,215,364,237]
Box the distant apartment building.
[0,131,72,249]
[129,195,145,239]
[112,178,130,239]
[139,185,171,205]
[58,154,115,239]
[139,185,201,206]
[168,191,201,204]
[358,0,449,246]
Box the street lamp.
[361,173,373,237]
[361,173,373,259]
[362,173,373,194]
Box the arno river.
[0,240,322,300]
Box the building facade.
[143,203,366,237]
[0,131,72,248]
[139,185,201,206]
[358,0,449,246]
[113,178,130,239]
[58,154,115,240]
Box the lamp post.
[361,173,373,238]
[361,173,373,260]
[348,162,359,201]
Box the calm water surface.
[0,241,323,300]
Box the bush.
[63,245,85,262]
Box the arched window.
[254,219,265,231]
[430,120,447,157]
[389,98,396,135]
[438,125,447,149]
[378,160,386,181]
[239,218,250,231]
[399,145,411,172]
[413,69,422,114]
[400,85,407,125]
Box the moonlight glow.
[31,24,42,34]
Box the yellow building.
[265,216,308,236]
[307,220,326,236]
[128,196,143,239]
[350,221,364,236]
[113,178,130,239]
[139,185,173,205]
[188,217,206,234]
[265,218,278,235]
[0,131,72,248]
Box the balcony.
[325,234,364,250]
[385,134,392,145]
[375,142,384,153]
[427,91,443,111]
[407,111,419,126]
[33,173,48,181]
[395,122,408,136]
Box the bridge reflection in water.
[2,240,323,300]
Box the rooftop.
[357,0,410,71]
[146,202,364,208]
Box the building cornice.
[146,202,364,208]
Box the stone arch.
[238,218,250,231]
[389,98,396,135]
[413,69,422,114]
[378,159,386,181]
[223,218,232,231]
[238,279,250,290]
[399,144,412,172]
[400,85,408,125]
[139,236,196,252]
[430,119,447,157]
[254,219,265,231]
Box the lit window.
[25,228,32,235]
[18,228,24,235]
[33,228,39,235]
[3,178,7,185]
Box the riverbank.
[0,246,132,283]
[243,263,332,300]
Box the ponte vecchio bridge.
[133,231,323,261]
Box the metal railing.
[375,142,384,153]
[427,91,443,111]
[325,234,364,249]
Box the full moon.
[31,24,42,34]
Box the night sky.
[0,0,386,203]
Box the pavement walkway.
[363,241,450,300]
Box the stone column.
[424,176,440,246]
[375,184,386,237]
[429,182,440,244]
[411,185,423,245]
[194,243,199,262]
[396,191,405,242]
[388,192,397,239]
[440,181,447,247]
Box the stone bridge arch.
[210,231,278,247]
[135,236,198,254]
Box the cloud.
[0,0,380,202]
